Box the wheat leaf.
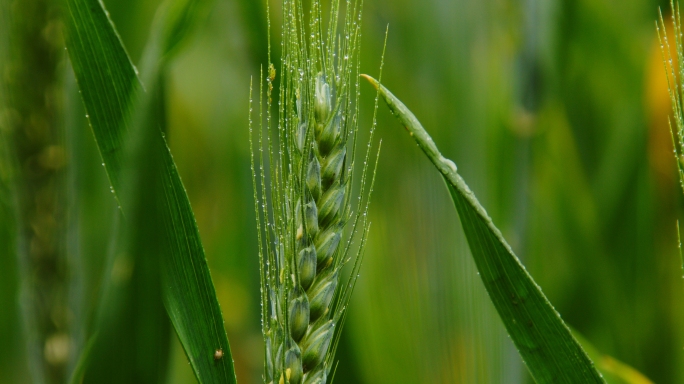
[64,0,236,382]
[362,74,604,384]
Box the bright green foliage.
[251,1,379,383]
[3,0,679,382]
[363,74,605,384]
[64,0,236,382]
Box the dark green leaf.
[64,0,236,382]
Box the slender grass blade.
[362,74,605,384]
[64,0,236,382]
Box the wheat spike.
[250,0,383,383]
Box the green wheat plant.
[1,0,673,382]
[250,1,381,383]
[659,1,684,192]
[659,1,684,341]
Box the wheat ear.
[250,0,383,383]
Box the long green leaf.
[64,0,236,382]
[362,75,604,383]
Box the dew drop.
[440,157,458,172]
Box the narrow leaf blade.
[362,74,604,384]
[64,0,236,382]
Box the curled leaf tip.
[360,74,379,89]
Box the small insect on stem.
[214,348,224,361]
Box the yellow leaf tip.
[360,74,378,89]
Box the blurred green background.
[1,0,683,382]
